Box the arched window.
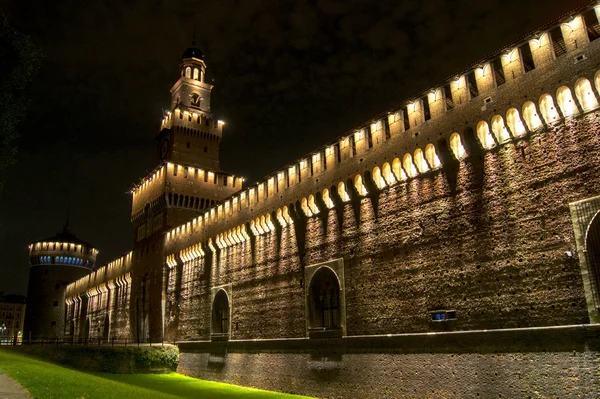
[185,67,191,79]
[539,94,560,123]
[211,290,230,335]
[282,206,292,225]
[575,78,599,111]
[413,148,429,173]
[337,182,350,202]
[301,198,313,217]
[381,162,397,185]
[506,108,527,137]
[557,86,577,117]
[522,101,543,131]
[476,121,495,149]
[354,174,368,196]
[372,166,386,189]
[322,188,334,209]
[391,157,406,181]
[402,154,418,178]
[308,267,341,331]
[586,212,600,307]
[307,195,319,215]
[193,68,199,80]
[449,133,466,160]
[491,115,511,143]
[425,144,441,169]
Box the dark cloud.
[0,0,588,295]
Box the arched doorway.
[211,290,230,336]
[586,212,600,307]
[308,267,341,337]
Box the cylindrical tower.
[24,224,98,340]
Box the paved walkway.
[0,373,30,399]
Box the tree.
[0,12,42,194]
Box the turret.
[24,224,98,339]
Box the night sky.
[0,0,587,296]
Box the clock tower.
[129,41,243,342]
[156,41,223,170]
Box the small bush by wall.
[7,345,179,374]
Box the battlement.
[160,108,224,137]
[163,2,600,255]
[65,251,133,298]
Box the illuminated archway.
[382,162,397,185]
[425,144,441,169]
[539,93,560,123]
[506,108,527,137]
[575,78,599,111]
[522,101,543,131]
[322,189,334,209]
[372,166,386,189]
[557,86,577,117]
[337,182,350,202]
[402,154,418,178]
[449,133,466,160]
[476,121,495,149]
[354,174,368,196]
[392,158,407,181]
[413,148,429,173]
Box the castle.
[25,2,600,397]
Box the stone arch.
[491,115,511,143]
[522,101,543,131]
[322,188,334,209]
[506,108,527,137]
[575,77,599,111]
[372,166,386,189]
[307,195,319,215]
[301,197,312,217]
[425,144,441,169]
[307,266,341,331]
[402,153,418,178]
[449,132,467,160]
[413,148,429,173]
[381,162,397,185]
[476,121,495,149]
[539,93,560,123]
[211,289,230,335]
[337,182,350,202]
[391,157,406,181]
[557,86,577,117]
[354,174,368,196]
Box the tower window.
[193,68,199,80]
[185,67,191,78]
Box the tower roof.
[182,46,204,60]
[33,223,94,249]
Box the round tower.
[24,224,98,340]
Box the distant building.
[0,294,26,344]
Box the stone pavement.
[0,373,30,399]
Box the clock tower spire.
[157,41,223,170]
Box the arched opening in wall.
[102,314,110,343]
[211,289,230,336]
[193,68,199,80]
[539,93,560,123]
[413,148,429,173]
[402,154,418,178]
[372,166,386,189]
[307,195,320,215]
[391,158,406,181]
[586,211,600,308]
[425,144,441,169]
[301,197,313,217]
[337,182,350,202]
[476,121,495,149]
[308,267,341,333]
[506,108,527,137]
[322,188,334,209]
[185,67,191,78]
[449,133,466,160]
[381,162,397,185]
[575,78,599,111]
[354,174,368,196]
[557,86,577,117]
[490,115,511,143]
[522,101,543,131]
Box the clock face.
[160,139,169,160]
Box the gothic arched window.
[211,290,230,335]
[308,267,341,331]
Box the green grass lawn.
[0,349,313,399]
